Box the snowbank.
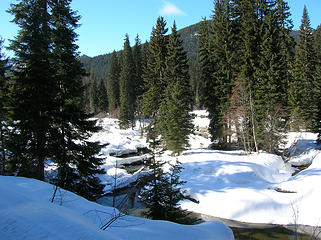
[90,113,321,227]
[0,176,234,240]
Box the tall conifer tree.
[89,70,98,114]
[49,0,105,200]
[142,17,168,141]
[7,0,55,179]
[313,25,321,142]
[133,35,144,99]
[107,51,120,115]
[119,34,135,129]
[254,1,291,152]
[198,18,212,113]
[289,6,316,130]
[159,22,193,154]
[96,79,108,113]
[207,0,239,147]
[0,39,9,175]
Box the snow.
[0,176,234,240]
[89,112,321,227]
[3,110,321,239]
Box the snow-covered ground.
[0,176,234,240]
[4,110,320,239]
[91,110,321,227]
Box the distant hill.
[80,21,301,82]
[79,21,203,82]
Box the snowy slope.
[88,111,321,227]
[0,176,234,240]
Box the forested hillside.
[80,21,300,108]
[80,23,299,78]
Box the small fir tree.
[140,157,186,222]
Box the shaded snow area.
[0,176,234,240]
[90,111,321,227]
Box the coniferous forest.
[0,0,321,220]
[82,0,321,155]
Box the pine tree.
[107,51,120,116]
[159,22,193,155]
[289,5,316,130]
[313,25,321,142]
[96,79,108,113]
[89,70,98,114]
[198,18,212,111]
[139,157,186,222]
[132,35,144,99]
[119,34,135,129]
[254,1,291,152]
[49,0,105,200]
[7,0,55,180]
[141,17,168,121]
[207,0,239,148]
[0,39,9,175]
[141,41,149,75]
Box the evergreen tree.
[254,0,291,152]
[89,70,98,114]
[207,0,239,148]
[0,39,9,175]
[7,0,55,180]
[313,25,321,142]
[141,41,149,75]
[198,18,212,111]
[140,157,186,222]
[159,22,193,154]
[289,6,316,130]
[141,17,168,123]
[107,51,120,115]
[119,34,135,129]
[96,79,108,113]
[49,0,105,200]
[132,35,144,99]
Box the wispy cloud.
[159,1,186,16]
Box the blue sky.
[0,0,321,57]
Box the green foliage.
[7,0,56,180]
[198,19,211,111]
[6,0,105,200]
[208,0,239,145]
[48,0,105,200]
[159,22,194,154]
[253,1,291,152]
[313,25,321,142]
[96,79,108,113]
[140,158,187,222]
[142,17,168,121]
[133,35,144,98]
[289,6,317,130]
[107,51,120,115]
[119,34,135,129]
[89,71,98,114]
[0,39,9,175]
